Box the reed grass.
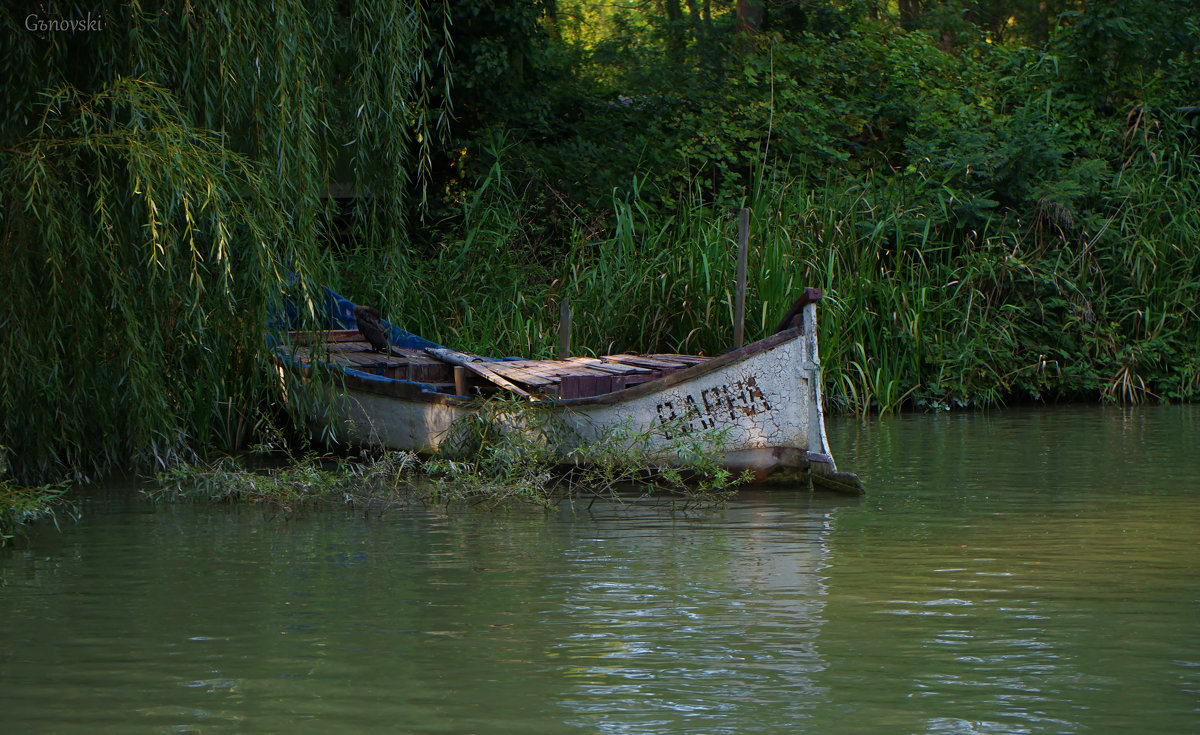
[365,123,1200,416]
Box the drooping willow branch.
[0,79,324,482]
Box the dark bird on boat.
[353,305,395,355]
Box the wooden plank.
[560,374,583,399]
[486,359,620,387]
[651,354,709,364]
[529,360,617,377]
[287,329,361,344]
[482,363,558,387]
[566,357,649,375]
[514,362,571,379]
[324,342,369,354]
[485,359,540,369]
[560,373,628,399]
[601,354,690,369]
[531,366,620,385]
[341,352,406,368]
[490,361,576,381]
[561,374,602,398]
[554,364,614,378]
[558,298,571,360]
[482,360,578,383]
[408,363,454,383]
[425,348,539,400]
[622,371,664,387]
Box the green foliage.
[0,482,77,547]
[149,451,421,512]
[383,119,1200,415]
[1,0,456,314]
[0,1,456,480]
[149,396,746,510]
[0,80,324,481]
[0,447,77,546]
[1053,0,1200,104]
[411,3,1199,416]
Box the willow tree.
[0,3,454,481]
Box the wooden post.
[453,365,468,396]
[734,208,749,349]
[558,297,572,360]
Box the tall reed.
[368,129,1200,416]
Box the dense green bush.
[422,3,1200,414]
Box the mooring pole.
[558,297,572,360]
[734,208,749,349]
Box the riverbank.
[1,424,746,546]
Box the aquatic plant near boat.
[0,448,77,546]
[148,397,747,510]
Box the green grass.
[346,131,1200,417]
[148,398,748,511]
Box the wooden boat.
[275,288,861,494]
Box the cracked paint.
[566,330,818,457]
[655,374,774,437]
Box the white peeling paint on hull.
[327,389,470,455]
[559,330,816,470]
[297,303,860,493]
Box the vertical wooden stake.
[558,297,572,360]
[453,365,468,396]
[734,208,749,349]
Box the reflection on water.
[2,405,1198,734]
[549,499,837,734]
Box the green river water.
[2,406,1198,734]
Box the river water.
[2,406,1198,734]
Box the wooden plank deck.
[286,331,711,398]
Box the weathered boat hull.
[553,308,856,491]
[284,297,859,494]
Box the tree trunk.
[664,0,686,61]
[737,0,765,34]
[545,0,560,41]
[685,0,704,37]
